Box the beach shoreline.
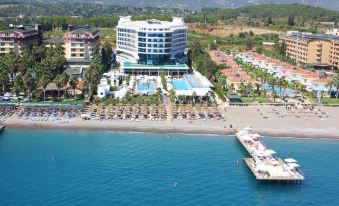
[5,119,339,140]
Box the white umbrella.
[288,163,300,168]
[266,149,276,154]
[284,158,297,163]
[256,164,269,171]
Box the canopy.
[256,164,269,171]
[266,149,276,155]
[288,163,300,168]
[284,158,297,163]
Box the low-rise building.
[0,24,42,55]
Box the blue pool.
[172,79,190,90]
[184,74,210,88]
[138,81,155,95]
[261,85,294,96]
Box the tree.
[328,74,339,99]
[288,15,295,26]
[69,76,78,99]
[23,69,37,101]
[38,73,51,101]
[84,55,103,100]
[54,74,63,101]
[61,73,70,101]
[267,16,273,25]
[245,38,253,51]
[0,57,9,94]
[169,89,176,102]
[101,42,113,72]
[160,71,168,91]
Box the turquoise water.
[172,79,190,90]
[138,81,155,95]
[1,130,339,205]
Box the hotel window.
[71,53,76,57]
[80,48,84,52]
[80,54,84,57]
[71,48,76,52]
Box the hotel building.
[279,31,339,69]
[63,26,100,67]
[116,16,189,75]
[0,24,42,55]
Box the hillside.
[2,0,339,11]
[0,2,338,22]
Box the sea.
[0,129,339,206]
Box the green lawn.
[321,97,339,104]
[241,97,272,103]
[30,98,85,105]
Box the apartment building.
[63,26,100,66]
[279,31,339,69]
[0,24,42,55]
[326,28,339,36]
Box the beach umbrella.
[266,149,276,155]
[288,163,300,168]
[284,158,297,163]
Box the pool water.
[172,79,190,90]
[260,85,294,96]
[138,81,156,95]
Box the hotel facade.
[0,24,42,55]
[116,16,189,75]
[279,31,339,69]
[63,26,100,67]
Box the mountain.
[1,0,339,11]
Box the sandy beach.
[4,105,339,140]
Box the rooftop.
[1,25,38,35]
[117,16,186,29]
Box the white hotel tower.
[116,16,187,65]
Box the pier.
[0,125,5,132]
[236,127,304,182]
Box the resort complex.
[2,3,339,205]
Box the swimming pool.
[172,79,190,90]
[184,74,210,88]
[138,81,156,95]
[260,85,294,96]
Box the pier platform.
[236,128,304,182]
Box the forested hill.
[3,0,339,11]
[1,2,338,23]
[193,4,339,22]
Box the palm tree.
[328,74,339,99]
[69,76,78,99]
[38,74,51,102]
[0,58,9,94]
[22,69,37,101]
[272,90,277,102]
[239,83,246,97]
[192,91,197,105]
[54,74,63,101]
[61,73,70,101]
